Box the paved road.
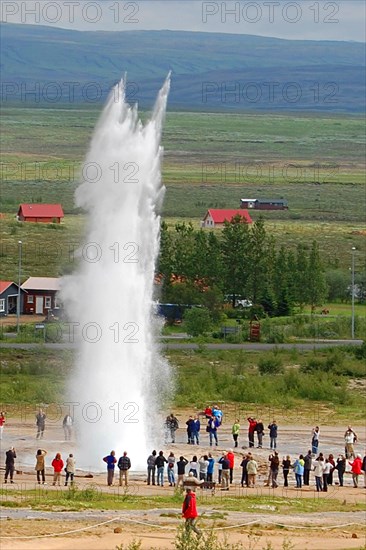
[0,339,363,351]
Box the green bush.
[183,307,212,337]
[258,355,284,375]
[353,341,366,360]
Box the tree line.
[157,216,328,318]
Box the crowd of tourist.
[2,407,366,493]
[139,445,366,492]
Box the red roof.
[18,204,64,218]
[0,281,15,294]
[206,209,252,224]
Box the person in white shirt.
[198,455,209,481]
[189,456,199,478]
[322,458,332,492]
[344,426,357,459]
[313,453,325,492]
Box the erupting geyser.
[61,75,172,470]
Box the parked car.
[224,295,253,308]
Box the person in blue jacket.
[207,416,219,446]
[207,452,215,482]
[103,450,117,486]
[293,454,305,488]
[191,416,201,445]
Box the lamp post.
[17,240,22,334]
[351,246,356,339]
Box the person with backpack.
[65,453,75,486]
[165,414,179,444]
[207,416,219,446]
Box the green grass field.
[1,107,364,214]
[0,107,365,279]
[1,106,364,280]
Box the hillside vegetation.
[1,24,365,112]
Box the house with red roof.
[0,281,27,317]
[201,209,252,228]
[17,204,64,223]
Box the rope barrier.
[0,513,362,539]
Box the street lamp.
[351,246,356,339]
[17,240,22,334]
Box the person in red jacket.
[349,454,362,488]
[0,411,5,440]
[227,449,235,483]
[51,453,64,486]
[204,406,212,419]
[247,417,257,448]
[182,488,201,537]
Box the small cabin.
[240,198,288,210]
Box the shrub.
[258,355,284,375]
[353,342,366,360]
[183,307,212,337]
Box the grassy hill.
[1,24,364,112]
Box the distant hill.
[1,23,364,112]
